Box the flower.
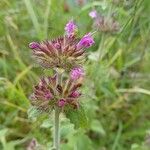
[30,73,84,111]
[93,15,120,33]
[29,21,95,70]
[70,90,81,98]
[58,99,66,107]
[29,37,85,70]
[77,33,95,49]
[70,67,84,80]
[29,76,55,112]
[89,10,97,19]
[65,20,78,37]
[29,42,40,49]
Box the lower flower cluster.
[30,67,84,112]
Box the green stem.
[53,69,62,150]
[98,33,105,61]
[53,107,60,150]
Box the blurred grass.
[0,0,150,149]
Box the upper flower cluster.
[29,20,94,71]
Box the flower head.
[89,10,97,19]
[70,90,81,98]
[29,21,95,70]
[70,67,84,80]
[29,42,40,49]
[77,33,95,49]
[65,20,78,37]
[58,99,66,107]
[30,73,83,111]
[93,15,120,33]
[29,37,85,70]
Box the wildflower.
[58,99,66,107]
[70,67,84,80]
[65,20,78,37]
[29,42,40,49]
[29,21,95,70]
[93,15,120,33]
[89,10,97,19]
[70,90,81,98]
[29,37,84,70]
[30,73,83,111]
[77,33,95,49]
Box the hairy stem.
[53,69,62,150]
[53,107,60,150]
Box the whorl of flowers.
[29,21,94,71]
[30,68,84,112]
[89,10,120,33]
[29,20,95,111]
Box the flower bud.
[89,10,97,19]
[29,42,40,49]
[70,91,81,98]
[70,67,84,80]
[77,33,94,49]
[65,20,78,38]
[58,99,66,107]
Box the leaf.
[66,106,88,129]
[91,120,106,136]
[0,128,8,137]
[27,106,42,121]
[40,119,53,128]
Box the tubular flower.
[70,67,84,80]
[29,42,40,49]
[65,20,78,38]
[89,10,97,19]
[29,21,94,71]
[58,99,66,107]
[30,72,84,111]
[77,33,95,49]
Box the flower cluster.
[30,68,84,112]
[89,10,120,33]
[29,20,94,111]
[29,21,94,71]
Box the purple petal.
[65,20,78,37]
[77,33,95,49]
[29,42,40,49]
[89,10,97,19]
[58,99,66,107]
[70,67,84,80]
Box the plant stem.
[98,33,105,61]
[53,69,62,150]
[53,107,60,150]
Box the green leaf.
[40,118,53,128]
[66,106,88,129]
[27,106,42,121]
[91,120,106,136]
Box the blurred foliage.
[0,0,150,149]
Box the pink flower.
[77,33,94,49]
[65,20,78,37]
[29,42,40,49]
[70,67,84,80]
[89,10,97,19]
[44,92,53,100]
[70,91,81,98]
[58,99,66,107]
